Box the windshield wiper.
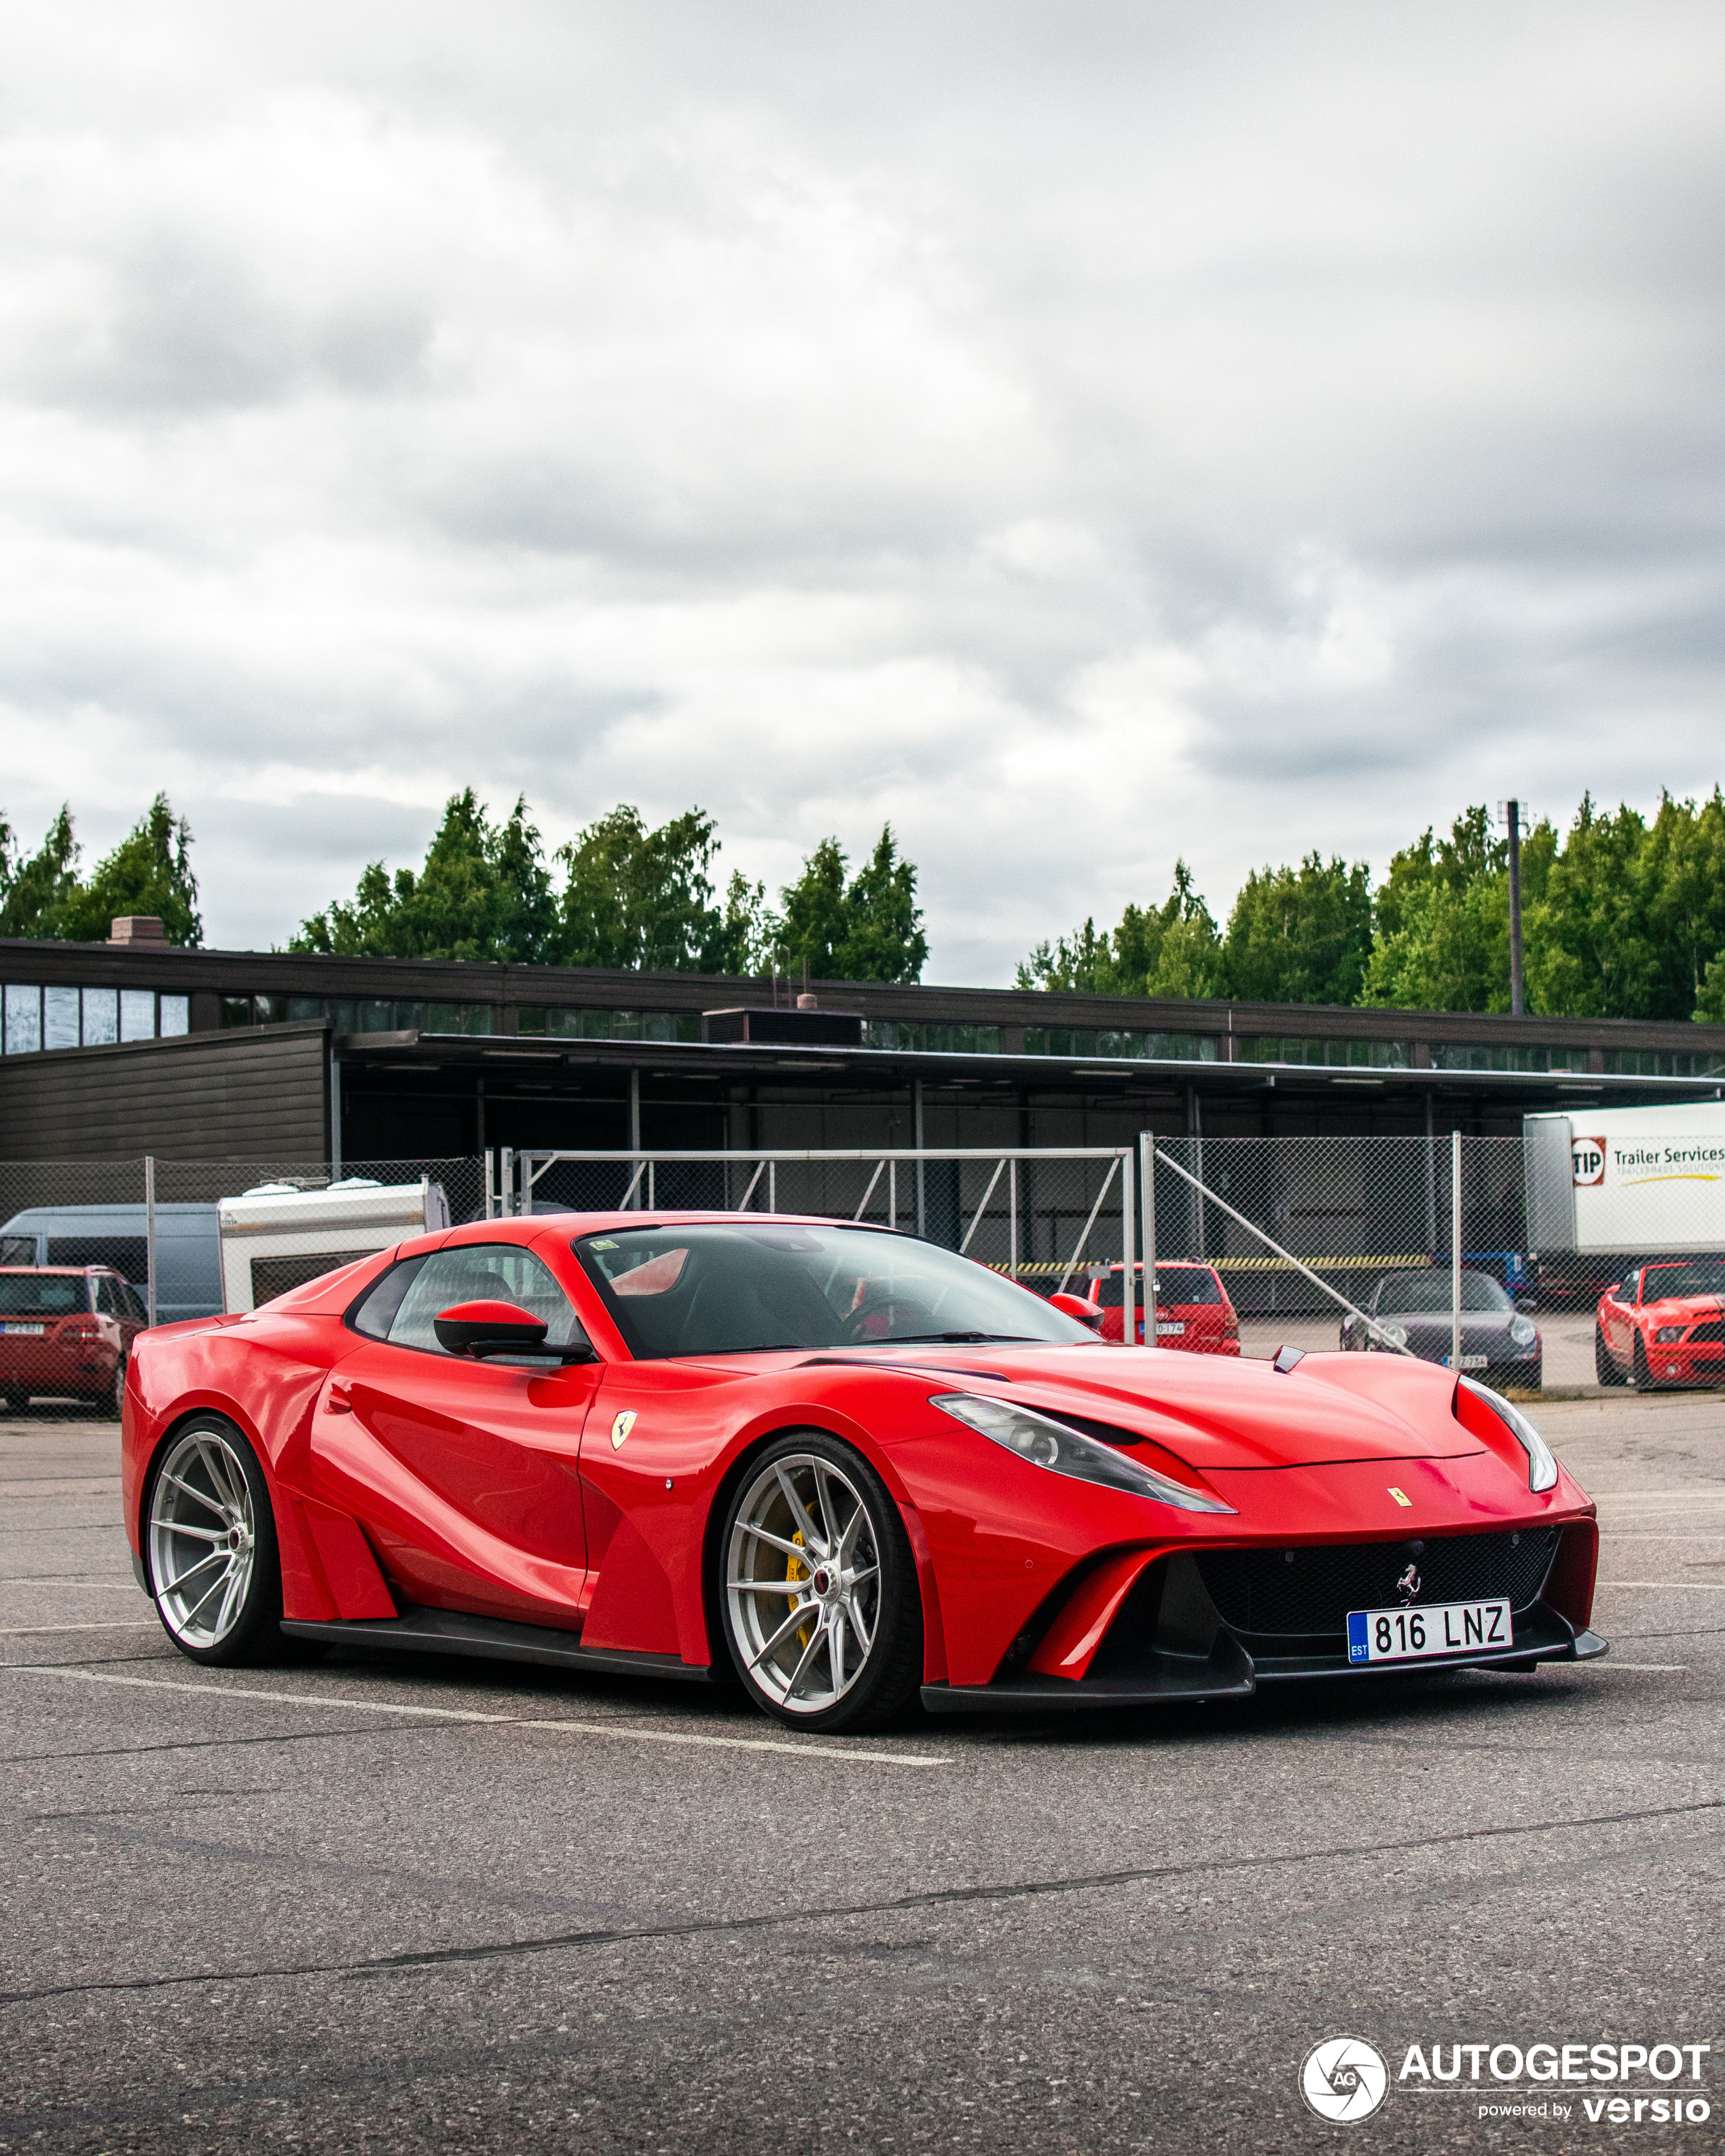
[871,1331,1042,1345]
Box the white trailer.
[217,1179,450,1312]
[1524,1101,1725,1259]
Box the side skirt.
[280,1604,714,1684]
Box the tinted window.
[386,1245,587,1356]
[1640,1257,1725,1300]
[577,1223,1094,1359]
[350,1255,429,1340]
[93,1276,117,1314]
[1094,1265,1222,1308]
[1375,1270,1510,1314]
[0,1235,37,1267]
[0,1272,89,1316]
[47,1236,148,1284]
[119,1280,147,1321]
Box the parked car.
[123,1210,1602,1725]
[1,1266,145,1415]
[1594,1255,1725,1391]
[1339,1268,1542,1393]
[0,1203,221,1325]
[1091,1261,1241,1353]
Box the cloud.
[1,1,1722,980]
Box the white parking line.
[1596,1664,1688,1672]
[1,1664,951,1768]
[0,1621,158,1635]
[1596,1580,1725,1589]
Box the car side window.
[350,1255,429,1341]
[120,1280,147,1321]
[92,1276,117,1315]
[384,1244,589,1357]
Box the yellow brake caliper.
[786,1530,815,1648]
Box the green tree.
[1222,853,1373,1005]
[1358,804,1559,1013]
[1016,861,1224,997]
[1635,789,1725,1019]
[37,795,202,945]
[774,827,928,983]
[557,805,746,972]
[0,806,81,937]
[293,791,556,962]
[1521,795,1661,1020]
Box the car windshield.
[1377,1270,1510,1314]
[1094,1265,1222,1308]
[1639,1257,1725,1300]
[574,1223,1098,1359]
[0,1272,91,1316]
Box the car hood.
[1641,1295,1725,1321]
[839,1343,1479,1469]
[1382,1308,1519,1331]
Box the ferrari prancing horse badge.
[611,1412,637,1450]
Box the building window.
[219,994,490,1035]
[1235,1036,1412,1070]
[1023,1027,1220,1062]
[518,1007,702,1043]
[0,984,188,1053]
[1599,1047,1725,1079]
[860,1020,1004,1054]
[1429,1043,1576,1073]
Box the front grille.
[1685,1320,1725,1345]
[1196,1529,1561,1641]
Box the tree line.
[5,784,1722,1021]
[0,790,928,984]
[1018,791,1725,1022]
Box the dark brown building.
[2,931,1721,1164]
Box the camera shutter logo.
[1572,1138,1607,1187]
[1301,2037,1388,2123]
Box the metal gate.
[508,1145,1140,1344]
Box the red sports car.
[122,1212,1604,1732]
[1091,1261,1241,1353]
[1594,1255,1725,1390]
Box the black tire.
[1595,1325,1625,1386]
[3,1390,28,1413]
[143,1414,291,1666]
[717,1430,923,1735]
[1631,1337,1657,1393]
[96,1357,126,1421]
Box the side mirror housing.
[433,1300,596,1363]
[1049,1291,1105,1331]
[1515,1295,1539,1314]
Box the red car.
[1,1265,145,1416]
[1594,1255,1725,1391]
[1091,1261,1241,1353]
[122,1212,1603,1731]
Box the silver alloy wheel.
[148,1427,258,1650]
[726,1452,881,1715]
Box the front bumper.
[920,1535,1605,1713]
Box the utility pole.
[1502,798,1525,1018]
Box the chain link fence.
[0,1154,488,1422]
[513,1147,1138,1295]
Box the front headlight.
[1459,1376,1558,1492]
[930,1393,1235,1513]
[1373,1320,1408,1350]
[1509,1316,1538,1348]
[1654,1326,1684,1344]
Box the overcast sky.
[3,2,1722,980]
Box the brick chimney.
[108,916,167,946]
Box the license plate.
[0,1323,45,1336]
[1156,1320,1185,1336]
[1442,1352,1488,1369]
[1348,1599,1512,1663]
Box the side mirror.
[433,1300,596,1363]
[1049,1291,1105,1331]
[1604,1282,1620,1299]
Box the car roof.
[0,1264,111,1276]
[441,1210,913,1245]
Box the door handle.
[327,1382,353,1415]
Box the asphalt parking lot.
[3,1393,1721,2155]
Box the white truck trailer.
[1524,1100,1725,1301]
